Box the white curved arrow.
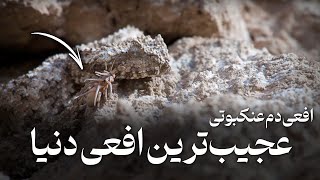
[31,32,83,70]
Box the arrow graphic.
[31,32,83,70]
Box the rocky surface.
[243,0,320,60]
[0,0,320,179]
[0,0,249,53]
[1,0,319,61]
[0,26,319,179]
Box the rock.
[0,26,319,179]
[0,0,249,53]
[243,0,320,60]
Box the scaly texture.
[73,34,171,81]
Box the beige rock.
[243,0,320,60]
[0,0,249,53]
[0,26,319,179]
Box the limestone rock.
[0,26,319,179]
[243,0,320,60]
[0,0,249,53]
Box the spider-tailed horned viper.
[70,34,171,107]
